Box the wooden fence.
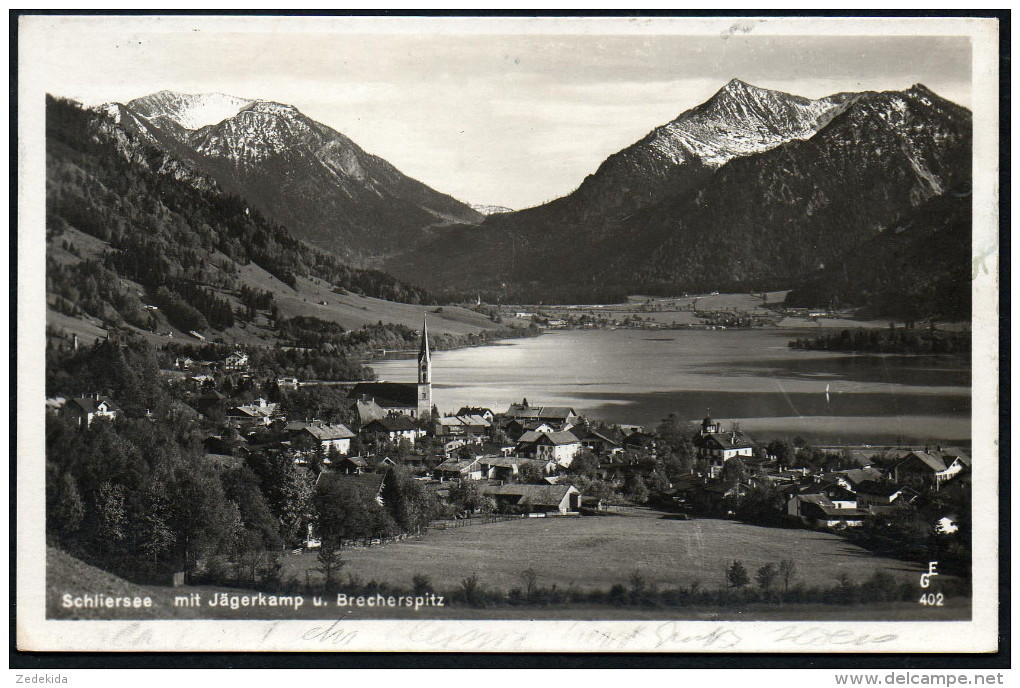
[431,514,525,530]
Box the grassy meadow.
[283,509,942,593]
[47,509,970,621]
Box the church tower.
[417,316,432,419]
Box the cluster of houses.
[673,422,971,531]
[47,320,971,540]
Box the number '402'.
[919,592,944,606]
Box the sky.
[25,17,974,209]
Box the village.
[47,319,972,570]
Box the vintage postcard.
[15,14,1001,653]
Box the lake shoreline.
[371,328,971,446]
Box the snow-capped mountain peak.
[125,91,254,130]
[641,79,850,168]
[242,100,301,117]
[102,89,483,262]
[469,203,514,216]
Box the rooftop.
[517,430,580,446]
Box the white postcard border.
[15,14,1001,654]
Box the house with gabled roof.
[482,483,581,514]
[292,422,355,454]
[894,448,971,490]
[787,482,859,519]
[690,480,753,515]
[515,429,581,467]
[503,400,578,428]
[223,351,249,371]
[596,452,658,483]
[855,480,918,512]
[64,394,121,427]
[499,418,556,442]
[693,416,756,478]
[829,466,887,489]
[478,456,557,481]
[794,494,867,528]
[194,388,227,416]
[578,428,622,455]
[361,415,425,443]
[332,455,369,474]
[433,414,491,438]
[226,398,280,428]
[315,470,389,507]
[434,458,484,482]
[456,407,495,422]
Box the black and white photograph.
[14,14,1001,655]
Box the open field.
[283,509,953,593]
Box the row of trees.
[725,559,797,591]
[789,326,970,355]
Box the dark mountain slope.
[784,187,972,321]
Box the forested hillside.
[784,188,972,321]
[46,95,440,339]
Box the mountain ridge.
[99,91,483,265]
[383,81,971,305]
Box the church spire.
[418,315,430,362]
[416,315,432,418]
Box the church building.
[348,317,432,420]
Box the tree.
[565,449,599,478]
[46,469,84,542]
[395,437,413,460]
[94,482,128,553]
[315,536,346,591]
[490,427,510,447]
[383,467,439,534]
[412,573,432,595]
[721,457,748,485]
[313,476,394,545]
[726,560,750,588]
[520,567,539,599]
[569,476,618,503]
[626,475,650,504]
[234,528,270,586]
[645,469,671,497]
[766,439,795,466]
[755,563,778,591]
[220,465,283,551]
[735,483,781,525]
[515,462,545,485]
[448,481,490,514]
[245,449,314,545]
[778,559,797,592]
